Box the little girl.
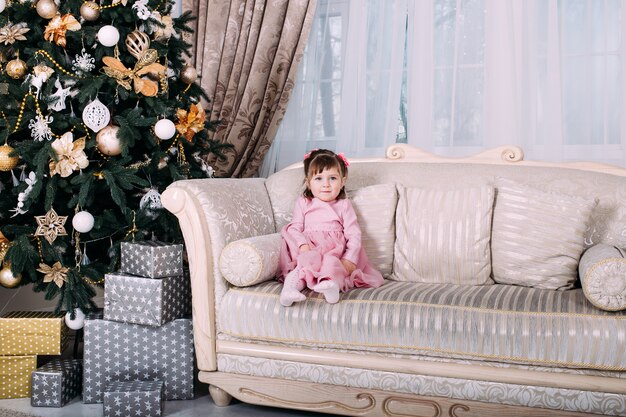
[279,149,384,306]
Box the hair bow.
[337,153,350,167]
[303,148,319,160]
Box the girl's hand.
[299,244,311,253]
[341,259,356,275]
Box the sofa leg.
[209,384,233,407]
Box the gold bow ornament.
[102,49,166,97]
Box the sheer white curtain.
[260,0,406,175]
[261,0,626,176]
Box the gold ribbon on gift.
[102,49,166,97]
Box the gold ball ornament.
[6,58,27,80]
[179,65,198,84]
[80,1,101,21]
[0,264,21,289]
[0,144,19,171]
[36,0,59,19]
[96,125,123,156]
[125,30,150,60]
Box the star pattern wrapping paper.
[31,359,82,407]
[103,380,163,417]
[0,355,37,399]
[120,241,183,278]
[82,314,194,403]
[0,311,69,355]
[104,273,191,327]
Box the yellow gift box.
[0,355,36,399]
[0,311,69,356]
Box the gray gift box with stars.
[103,380,163,417]
[120,241,183,278]
[31,358,82,407]
[104,272,191,327]
[82,313,194,404]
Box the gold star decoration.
[35,208,68,244]
[37,261,69,288]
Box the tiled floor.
[0,384,322,416]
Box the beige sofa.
[162,144,626,417]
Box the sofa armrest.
[220,233,282,287]
[579,244,626,311]
[162,178,275,371]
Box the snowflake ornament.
[29,114,54,142]
[72,48,95,74]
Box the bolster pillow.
[579,244,626,311]
[219,233,282,287]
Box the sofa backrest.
[265,146,626,255]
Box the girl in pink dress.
[279,149,384,306]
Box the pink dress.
[279,196,384,292]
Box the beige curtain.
[183,0,317,177]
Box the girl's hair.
[303,149,348,199]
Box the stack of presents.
[1,241,193,417]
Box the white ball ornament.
[0,0,6,13]
[72,211,94,233]
[64,308,85,330]
[97,25,120,47]
[154,119,176,140]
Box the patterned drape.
[183,0,317,177]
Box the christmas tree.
[0,0,226,314]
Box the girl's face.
[307,167,346,202]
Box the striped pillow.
[491,178,597,290]
[392,184,494,285]
[348,184,398,277]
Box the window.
[262,0,626,175]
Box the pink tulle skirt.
[279,230,384,292]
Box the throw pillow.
[348,184,398,277]
[579,244,626,311]
[491,178,597,290]
[219,233,282,287]
[392,184,495,285]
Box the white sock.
[280,268,306,307]
[312,280,340,304]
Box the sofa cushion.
[392,184,494,285]
[492,178,597,290]
[347,184,398,277]
[219,233,282,287]
[579,244,626,311]
[218,281,626,371]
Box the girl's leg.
[280,267,306,306]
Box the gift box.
[103,380,163,417]
[120,241,183,278]
[104,272,191,327]
[0,311,69,356]
[82,313,194,403]
[31,359,82,407]
[0,355,36,399]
